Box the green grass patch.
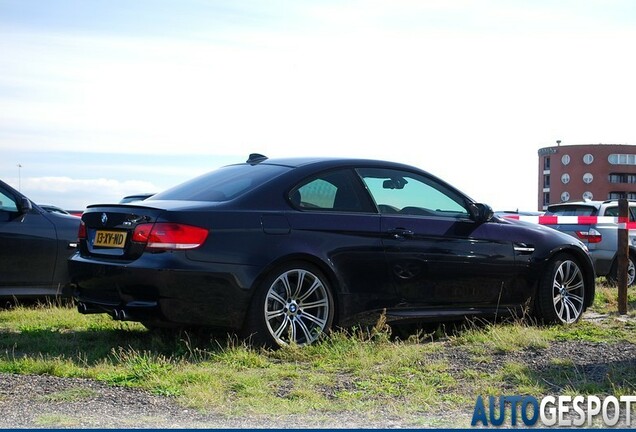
[39,387,98,402]
[449,320,549,354]
[591,281,636,315]
[0,297,634,423]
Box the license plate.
[94,230,127,248]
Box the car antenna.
[247,153,268,165]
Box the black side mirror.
[17,197,32,214]
[469,203,494,223]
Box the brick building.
[537,143,636,211]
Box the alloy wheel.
[551,259,585,323]
[263,268,331,346]
[628,258,635,286]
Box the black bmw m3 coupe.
[69,155,595,346]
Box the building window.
[583,173,594,184]
[609,154,636,165]
[544,174,550,188]
[561,191,570,202]
[544,157,551,170]
[561,154,570,165]
[610,191,636,200]
[583,191,594,200]
[543,192,550,206]
[561,173,570,184]
[583,154,594,165]
[608,173,636,183]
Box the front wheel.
[245,263,335,347]
[535,254,586,324]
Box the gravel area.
[0,321,634,428]
[0,373,440,429]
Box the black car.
[119,193,155,204]
[0,179,80,300]
[39,204,73,216]
[69,155,595,346]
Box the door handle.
[388,228,415,239]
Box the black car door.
[357,167,517,309]
[286,168,391,325]
[0,185,58,289]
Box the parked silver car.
[545,200,636,286]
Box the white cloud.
[1,1,636,211]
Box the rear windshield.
[149,164,290,202]
[545,205,597,216]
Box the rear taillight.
[132,223,208,250]
[78,221,87,240]
[575,228,602,244]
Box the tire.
[245,262,335,347]
[606,254,636,287]
[535,254,586,324]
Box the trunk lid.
[80,205,165,260]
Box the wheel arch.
[250,252,343,325]
[547,246,596,309]
[608,244,636,264]
[607,245,636,287]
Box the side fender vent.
[513,243,535,254]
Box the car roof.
[548,201,602,209]
[549,200,636,208]
[238,155,425,171]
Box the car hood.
[496,216,589,251]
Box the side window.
[605,206,636,222]
[357,168,469,218]
[289,169,374,212]
[604,206,618,217]
[0,189,18,212]
[293,178,337,209]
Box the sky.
[1,0,635,211]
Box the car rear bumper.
[68,254,255,329]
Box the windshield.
[149,164,290,202]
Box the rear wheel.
[606,254,636,287]
[245,262,334,347]
[535,254,586,324]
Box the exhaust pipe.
[77,302,101,315]
[113,309,130,321]
[78,303,136,321]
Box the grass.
[34,414,80,427]
[0,282,634,425]
[39,387,99,402]
[592,283,636,318]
